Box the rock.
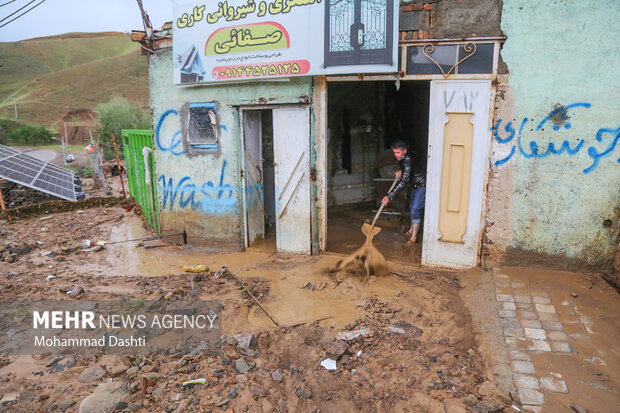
[392,320,423,337]
[478,380,497,397]
[296,388,311,399]
[262,398,273,413]
[79,382,127,413]
[67,286,85,298]
[271,370,283,382]
[174,400,189,413]
[79,365,107,383]
[128,403,142,411]
[233,332,257,356]
[125,366,139,377]
[571,404,588,413]
[216,398,230,407]
[235,357,251,373]
[49,356,77,373]
[571,292,578,298]
[463,394,478,407]
[46,356,63,367]
[59,400,76,411]
[321,336,348,358]
[0,391,19,405]
[14,245,31,255]
[250,386,266,397]
[384,326,406,334]
[335,328,372,341]
[100,355,129,378]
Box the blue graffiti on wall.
[158,160,238,214]
[155,109,228,157]
[156,109,184,156]
[492,102,620,173]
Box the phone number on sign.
[212,59,310,80]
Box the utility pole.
[63,122,68,165]
[12,95,17,119]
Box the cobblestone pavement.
[492,267,620,413]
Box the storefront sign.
[173,0,398,84]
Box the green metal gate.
[121,129,160,234]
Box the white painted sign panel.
[173,0,398,84]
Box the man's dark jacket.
[386,152,426,201]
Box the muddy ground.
[0,204,518,413]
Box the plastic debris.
[320,358,337,371]
[46,275,55,281]
[182,378,206,389]
[39,215,54,221]
[183,264,209,273]
[81,240,93,249]
[336,328,372,341]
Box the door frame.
[239,104,313,251]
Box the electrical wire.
[0,0,45,28]
[0,0,36,22]
[0,0,17,8]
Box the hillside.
[0,32,149,130]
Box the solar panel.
[0,144,77,201]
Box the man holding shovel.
[382,141,426,244]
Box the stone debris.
[233,332,257,356]
[78,365,107,383]
[320,336,348,358]
[235,357,251,373]
[78,382,127,413]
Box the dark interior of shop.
[326,80,430,265]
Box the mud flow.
[327,203,423,266]
[0,206,514,412]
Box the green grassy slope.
[0,33,149,128]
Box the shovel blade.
[362,223,382,237]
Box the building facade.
[134,0,620,273]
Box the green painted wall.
[148,48,313,248]
[498,0,620,269]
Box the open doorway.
[326,80,430,265]
[242,106,312,254]
[243,109,276,251]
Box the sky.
[0,0,178,42]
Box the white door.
[422,80,492,268]
[273,106,311,254]
[243,110,264,246]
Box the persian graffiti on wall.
[492,102,620,174]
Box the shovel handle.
[369,175,399,232]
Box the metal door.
[273,107,311,254]
[422,80,492,268]
[324,0,394,67]
[242,110,264,246]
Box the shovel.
[337,176,399,283]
